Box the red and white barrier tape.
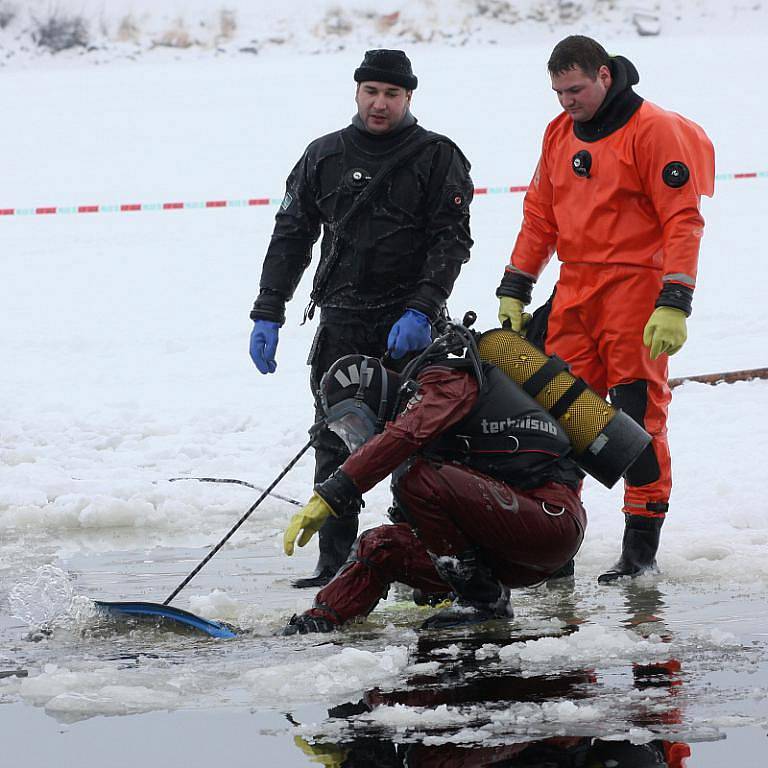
[1,171,763,218]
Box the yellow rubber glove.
[498,296,530,332]
[284,493,333,556]
[294,736,349,768]
[643,306,688,360]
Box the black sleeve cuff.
[655,283,693,317]
[314,469,362,518]
[406,295,441,324]
[496,270,534,304]
[250,291,286,325]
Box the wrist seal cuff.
[250,292,286,325]
[315,469,362,518]
[496,270,534,304]
[655,284,693,316]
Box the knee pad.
[609,380,660,487]
[331,528,377,581]
[336,527,396,602]
[353,526,401,565]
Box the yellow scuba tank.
[476,328,651,488]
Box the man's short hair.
[547,35,610,79]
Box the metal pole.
[163,439,312,606]
[168,477,303,507]
[669,366,768,389]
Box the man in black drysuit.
[248,49,474,588]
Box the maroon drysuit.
[307,364,586,627]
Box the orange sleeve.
[635,111,715,290]
[508,127,559,280]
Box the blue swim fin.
[95,600,236,639]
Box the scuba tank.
[475,326,651,488]
[397,313,651,489]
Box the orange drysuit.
[505,91,714,517]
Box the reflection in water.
[621,582,684,728]
[294,735,688,767]
[291,583,691,768]
[621,582,670,637]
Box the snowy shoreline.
[1,0,765,71]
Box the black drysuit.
[250,118,473,571]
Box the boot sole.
[420,612,514,631]
[597,565,660,585]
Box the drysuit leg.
[610,379,671,515]
[546,266,673,515]
[303,523,449,626]
[394,459,585,589]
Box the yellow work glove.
[293,736,349,768]
[642,306,688,360]
[284,493,333,556]
[497,296,530,333]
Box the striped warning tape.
[0,198,277,217]
[1,171,764,218]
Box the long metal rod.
[163,440,312,606]
[669,366,768,389]
[168,476,303,507]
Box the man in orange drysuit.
[496,35,715,583]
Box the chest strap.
[434,432,567,457]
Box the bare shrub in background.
[375,11,400,33]
[317,6,353,36]
[155,17,193,48]
[0,1,16,29]
[31,13,89,52]
[116,14,141,43]
[475,0,589,24]
[218,8,237,42]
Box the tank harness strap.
[550,377,589,420]
[522,355,570,399]
[434,433,562,456]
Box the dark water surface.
[2,542,767,766]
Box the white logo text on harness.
[481,416,558,435]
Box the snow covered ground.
[1,1,768,764]
[1,0,764,68]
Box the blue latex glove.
[387,309,432,360]
[249,320,279,374]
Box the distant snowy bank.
[0,0,764,69]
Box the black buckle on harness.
[522,355,570,399]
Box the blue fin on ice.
[95,600,236,639]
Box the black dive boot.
[421,551,514,630]
[291,514,359,589]
[546,558,575,587]
[413,588,454,607]
[282,612,336,635]
[598,515,663,584]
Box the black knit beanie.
[354,49,418,90]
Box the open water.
[2,530,766,767]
